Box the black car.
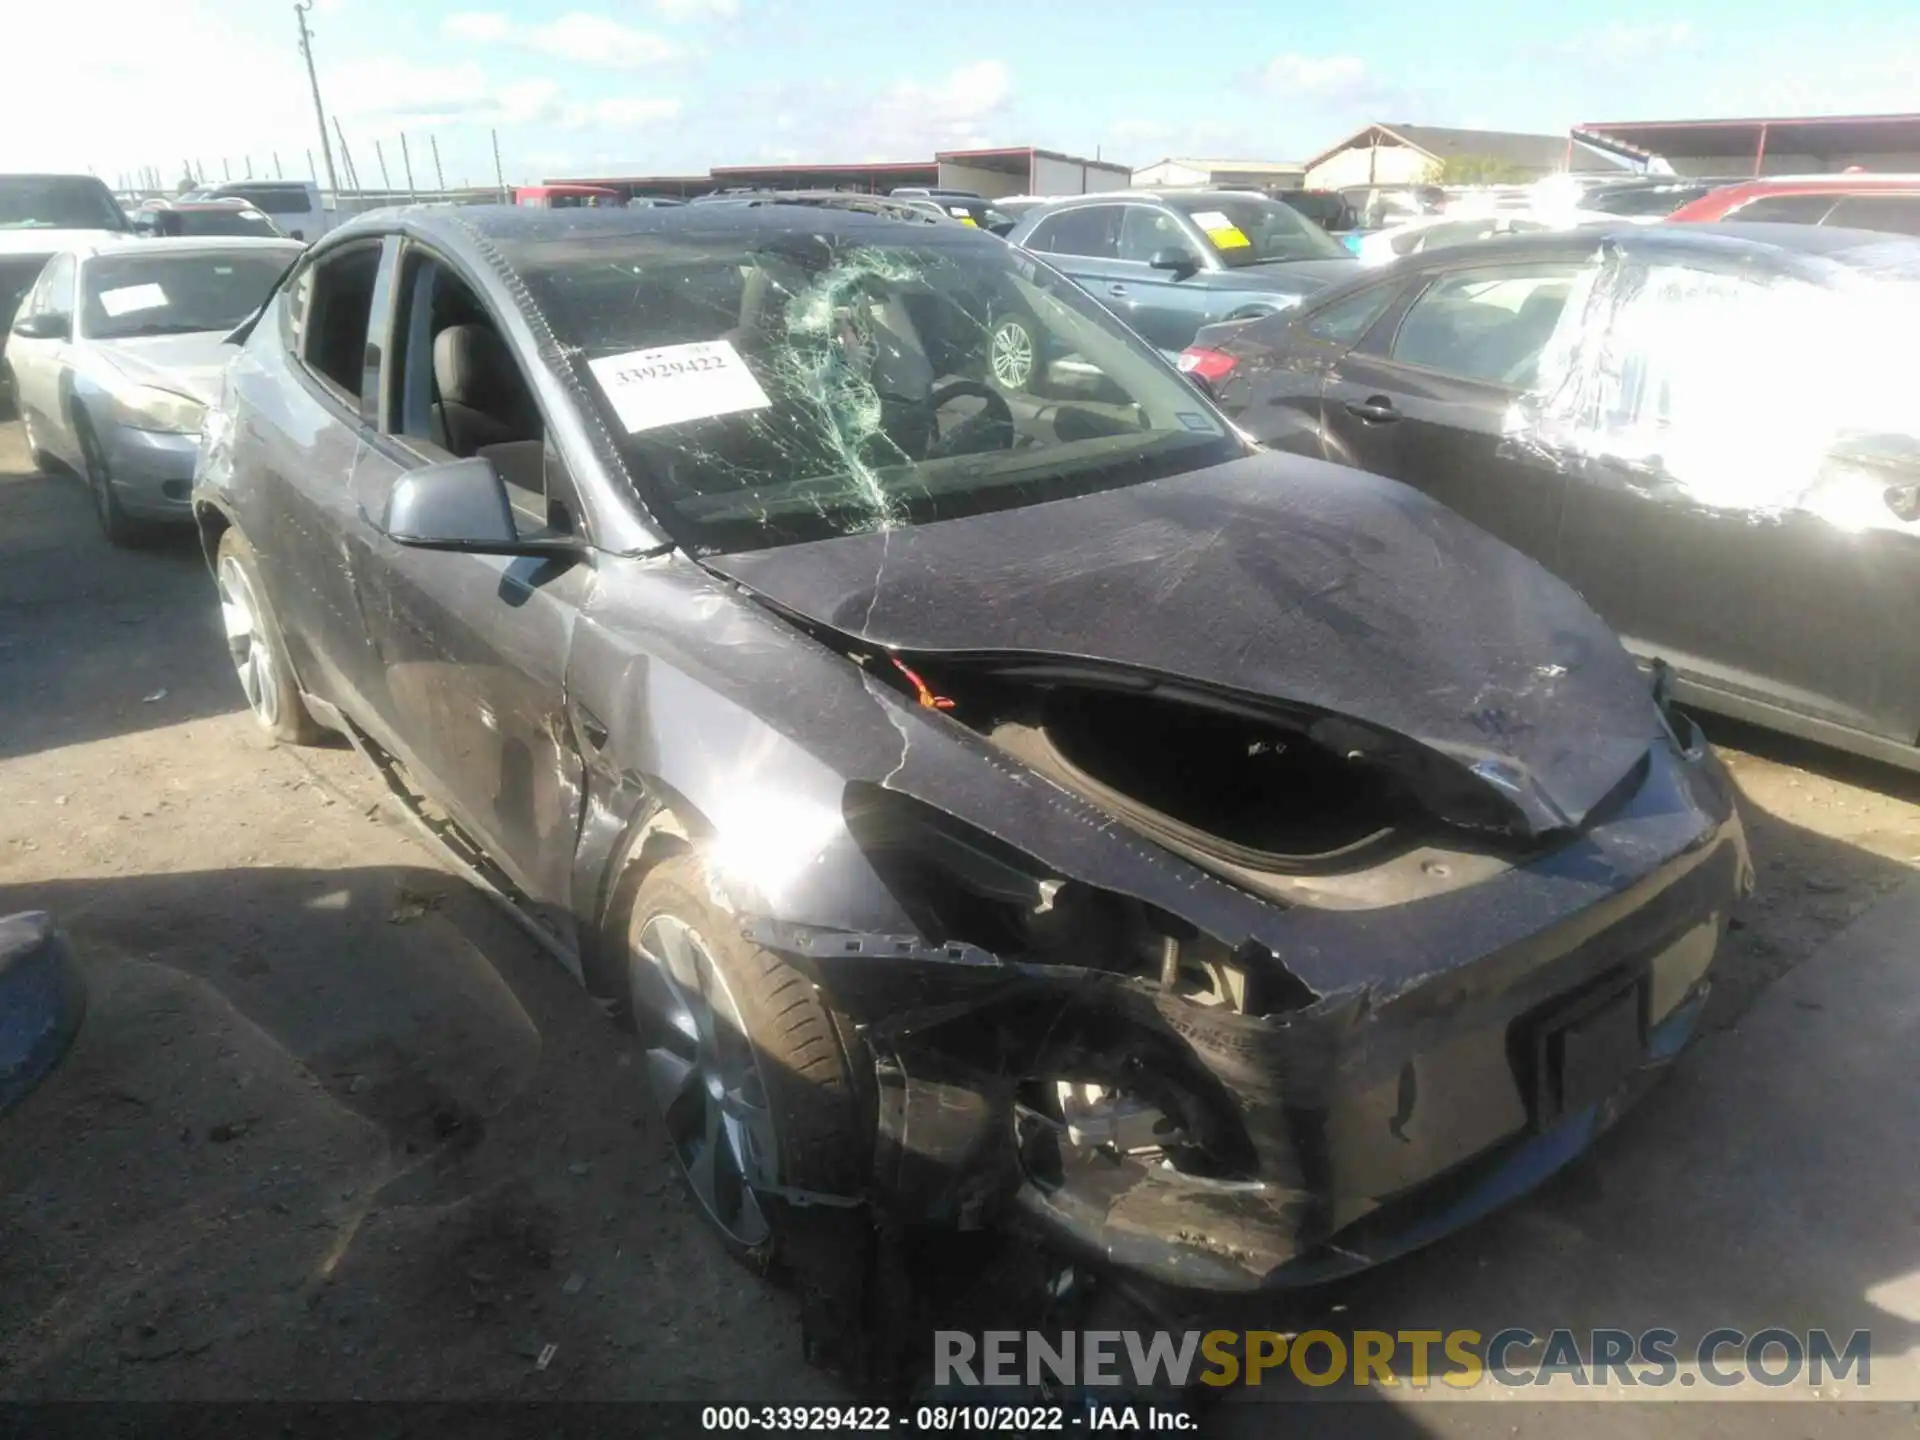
[1185,222,1920,771]
[192,204,1746,1350]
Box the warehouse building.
[1302,123,1627,189]
[1572,112,1920,177]
[550,145,1129,202]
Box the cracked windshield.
[516,224,1235,553]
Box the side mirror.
[381,457,576,556]
[1149,247,1201,277]
[10,313,70,341]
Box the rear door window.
[1382,262,1586,388]
[1027,206,1122,259]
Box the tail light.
[1176,346,1238,394]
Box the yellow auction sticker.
[1190,209,1251,249]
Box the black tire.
[213,527,327,745]
[622,851,865,1269]
[73,413,141,547]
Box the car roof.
[322,200,998,258]
[143,197,259,211]
[1349,220,1920,275]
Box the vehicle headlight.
[109,385,206,436]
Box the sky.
[7,0,1919,190]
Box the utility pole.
[332,117,359,191]
[273,151,284,179]
[295,1,341,193]
[223,157,232,180]
[306,148,316,182]
[430,134,446,191]
[374,139,391,190]
[491,128,507,203]
[399,132,416,199]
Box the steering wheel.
[926,379,1017,457]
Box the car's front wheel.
[73,413,140,547]
[214,527,326,744]
[622,851,866,1267]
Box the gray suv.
[1004,190,1356,365]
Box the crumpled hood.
[708,451,1663,838]
[92,332,233,407]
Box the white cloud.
[1257,53,1369,96]
[1574,21,1695,61]
[443,11,512,42]
[860,59,1013,151]
[585,96,684,127]
[653,0,740,17]
[528,12,680,67]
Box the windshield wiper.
[109,321,216,337]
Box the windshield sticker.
[1189,210,1252,249]
[1177,412,1213,432]
[98,283,169,317]
[588,339,773,433]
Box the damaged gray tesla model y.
[192,202,1750,1333]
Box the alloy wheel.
[216,554,281,729]
[990,318,1035,390]
[630,913,777,1248]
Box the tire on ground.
[214,526,328,745]
[623,850,868,1272]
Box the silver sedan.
[3,236,301,543]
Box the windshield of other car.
[1168,195,1349,267]
[512,226,1241,554]
[0,176,129,232]
[1583,184,1712,218]
[80,249,297,339]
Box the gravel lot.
[3,414,1918,1411]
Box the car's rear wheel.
[988,312,1038,392]
[214,528,326,744]
[623,852,865,1266]
[74,413,140,547]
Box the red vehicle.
[1665,174,1920,236]
[513,184,622,210]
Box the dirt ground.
[3,413,1919,1406]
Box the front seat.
[431,323,541,457]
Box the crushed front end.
[755,698,1746,1293]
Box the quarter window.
[1303,285,1397,345]
[1729,194,1837,224]
[1387,262,1586,387]
[1821,194,1920,238]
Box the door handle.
[1344,395,1400,423]
[1107,283,1129,297]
